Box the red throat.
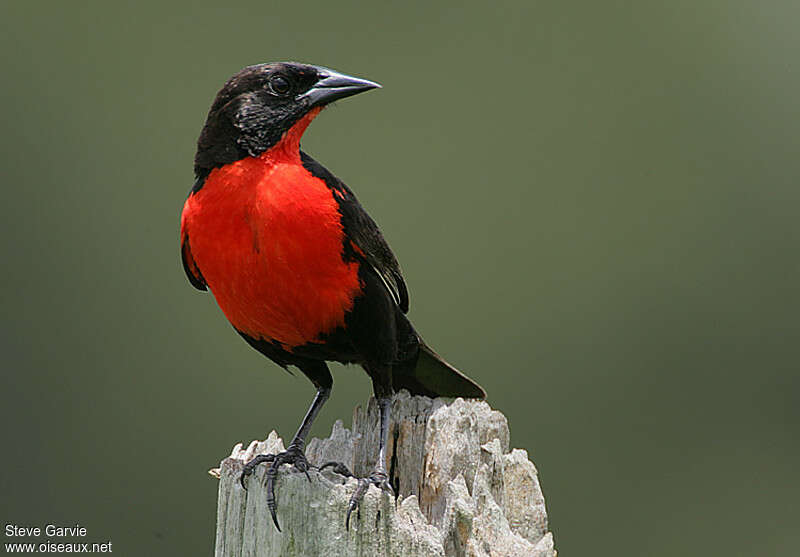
[264,107,323,163]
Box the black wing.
[181,235,208,291]
[301,151,409,313]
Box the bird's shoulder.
[180,184,208,291]
[300,151,409,313]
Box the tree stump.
[211,391,556,556]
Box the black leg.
[287,383,331,453]
[341,368,395,530]
[239,361,332,531]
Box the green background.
[2,1,798,555]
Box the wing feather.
[301,151,409,313]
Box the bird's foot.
[238,444,311,531]
[320,462,393,530]
[318,460,355,481]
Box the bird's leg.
[340,395,394,530]
[239,383,330,531]
[319,366,395,529]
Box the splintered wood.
[212,391,555,557]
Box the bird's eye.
[269,75,291,95]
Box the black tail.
[393,337,486,399]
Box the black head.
[194,62,380,178]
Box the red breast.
[181,109,362,349]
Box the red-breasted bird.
[180,62,485,530]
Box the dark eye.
[269,75,291,95]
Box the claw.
[320,461,353,479]
[265,458,282,531]
[292,453,312,483]
[345,479,367,530]
[238,454,275,491]
[238,449,309,531]
[345,471,392,531]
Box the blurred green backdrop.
[1,1,798,555]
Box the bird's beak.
[301,67,381,108]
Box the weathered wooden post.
[211,391,556,556]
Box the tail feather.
[393,338,486,399]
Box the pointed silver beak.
[300,67,381,108]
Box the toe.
[266,460,283,531]
[319,461,353,478]
[345,478,371,531]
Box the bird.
[180,62,485,531]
